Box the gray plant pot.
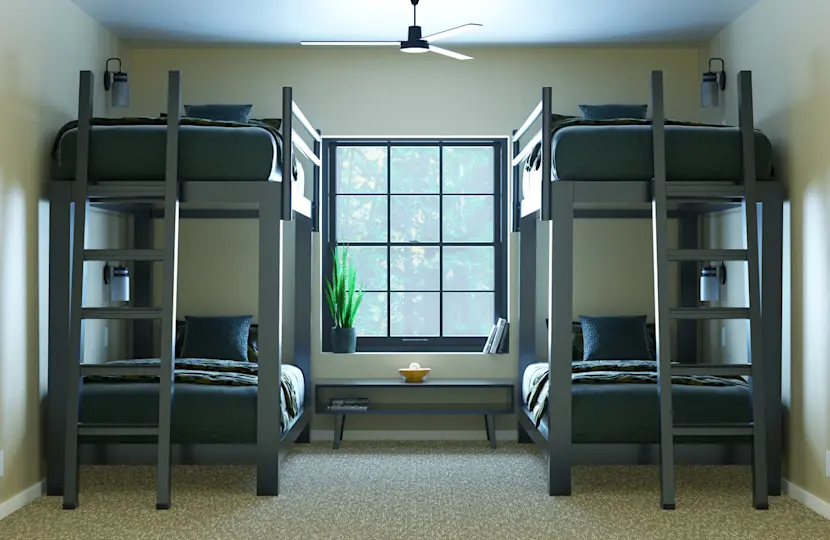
[331,327,357,353]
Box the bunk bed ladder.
[63,70,181,510]
[654,71,768,510]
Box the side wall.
[703,0,828,507]
[0,0,126,512]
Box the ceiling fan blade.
[428,45,473,61]
[423,23,482,42]
[300,41,399,46]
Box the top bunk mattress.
[53,117,297,182]
[525,120,775,182]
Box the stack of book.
[328,397,370,412]
[483,318,508,353]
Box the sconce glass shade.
[110,266,130,302]
[700,266,719,302]
[701,72,720,108]
[111,72,129,108]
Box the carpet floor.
[1,442,828,540]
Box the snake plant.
[325,245,364,329]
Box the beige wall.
[0,0,125,508]
[129,45,704,431]
[704,0,830,505]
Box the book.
[495,321,509,353]
[483,324,498,353]
[489,318,508,353]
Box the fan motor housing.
[401,25,429,53]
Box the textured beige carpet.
[1,442,827,540]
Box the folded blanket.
[51,116,299,179]
[524,117,734,173]
[526,360,748,427]
[83,358,300,419]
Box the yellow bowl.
[399,368,431,383]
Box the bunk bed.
[46,70,321,509]
[512,71,784,510]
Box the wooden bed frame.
[46,71,321,507]
[511,70,785,499]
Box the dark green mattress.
[55,124,286,182]
[549,125,774,181]
[79,382,297,444]
[531,383,752,443]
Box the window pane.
[390,195,440,243]
[336,146,387,194]
[336,196,388,242]
[443,146,494,194]
[353,292,388,337]
[390,246,440,291]
[391,147,439,194]
[391,292,440,336]
[442,196,493,243]
[443,293,495,337]
[443,247,494,291]
[346,247,388,291]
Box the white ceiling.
[71,0,759,46]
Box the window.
[322,138,508,352]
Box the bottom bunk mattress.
[78,359,305,444]
[522,361,752,443]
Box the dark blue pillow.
[179,315,253,362]
[183,104,253,123]
[578,104,648,121]
[578,315,652,361]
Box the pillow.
[183,104,253,123]
[247,324,260,362]
[578,104,648,121]
[578,315,652,361]
[179,315,253,362]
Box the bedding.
[523,117,774,182]
[522,360,752,443]
[80,359,304,442]
[52,116,299,182]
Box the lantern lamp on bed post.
[701,58,726,108]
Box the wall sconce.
[104,57,129,108]
[104,264,130,303]
[700,263,727,302]
[701,57,726,108]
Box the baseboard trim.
[0,480,45,521]
[311,429,516,442]
[783,479,830,520]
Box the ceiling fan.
[300,0,482,60]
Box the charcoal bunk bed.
[511,70,784,510]
[46,70,322,509]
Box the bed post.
[759,183,783,496]
[512,129,520,233]
[281,87,293,222]
[47,179,72,496]
[132,211,155,358]
[678,213,699,363]
[542,84,574,495]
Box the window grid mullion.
[386,143,392,339]
[438,142,444,339]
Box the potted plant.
[325,245,364,353]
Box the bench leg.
[485,414,496,449]
[333,414,345,449]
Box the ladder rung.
[673,423,754,437]
[78,424,159,437]
[80,364,162,377]
[667,249,748,262]
[84,249,165,262]
[81,307,163,319]
[665,182,745,200]
[671,363,753,377]
[87,182,166,199]
[669,307,749,320]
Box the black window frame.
[321,137,509,353]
